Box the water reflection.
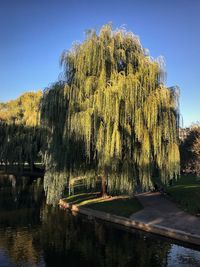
[168,245,200,267]
[0,175,199,266]
[39,206,172,267]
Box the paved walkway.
[130,192,200,236]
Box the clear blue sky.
[0,0,199,126]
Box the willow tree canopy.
[41,24,180,204]
[0,122,42,170]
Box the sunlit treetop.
[0,90,42,126]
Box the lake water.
[0,175,200,267]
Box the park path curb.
[59,199,200,246]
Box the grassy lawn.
[166,175,200,215]
[63,193,143,218]
[63,192,100,205]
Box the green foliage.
[180,125,200,175]
[0,91,42,126]
[0,91,43,171]
[41,24,180,204]
[0,122,42,170]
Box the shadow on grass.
[84,197,143,218]
[166,175,200,215]
[64,192,100,205]
[63,193,143,218]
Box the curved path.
[130,192,200,236]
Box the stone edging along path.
[59,199,200,246]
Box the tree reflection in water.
[39,205,171,267]
[0,178,199,267]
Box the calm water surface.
[0,175,200,267]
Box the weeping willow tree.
[0,122,42,172]
[0,91,43,172]
[41,24,180,204]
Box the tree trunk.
[5,161,7,172]
[28,160,36,173]
[101,175,107,197]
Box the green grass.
[166,175,200,215]
[63,192,99,205]
[63,193,143,218]
[84,197,143,217]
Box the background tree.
[180,125,200,175]
[0,91,42,126]
[0,91,43,172]
[0,122,42,172]
[41,24,180,204]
